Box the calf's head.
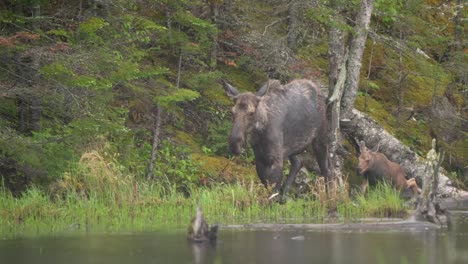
[222,80,270,155]
[357,141,373,174]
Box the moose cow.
[357,141,420,195]
[222,79,330,201]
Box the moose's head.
[357,141,370,174]
[222,80,271,155]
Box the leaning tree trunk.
[341,109,467,198]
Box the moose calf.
[357,141,420,195]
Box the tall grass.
[338,182,409,219]
[0,151,410,237]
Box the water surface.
[2,200,468,264]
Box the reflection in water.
[447,211,468,263]
[189,241,217,264]
[1,215,468,264]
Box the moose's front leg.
[256,158,283,199]
[280,155,302,199]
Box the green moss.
[174,130,201,152]
[394,120,431,156]
[222,64,265,93]
[355,95,396,133]
[441,137,468,175]
[0,98,17,121]
[297,42,329,77]
[192,153,256,183]
[406,74,445,109]
[343,139,362,187]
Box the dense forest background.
[0,0,466,197]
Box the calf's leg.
[361,177,369,193]
[406,178,421,195]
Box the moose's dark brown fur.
[223,79,330,201]
[357,141,420,195]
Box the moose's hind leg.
[312,139,331,180]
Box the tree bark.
[327,51,348,184]
[341,0,375,119]
[327,0,374,184]
[341,109,467,198]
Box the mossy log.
[341,109,467,199]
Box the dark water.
[1,213,468,264]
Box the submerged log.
[341,109,467,199]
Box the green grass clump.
[354,182,408,218]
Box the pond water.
[1,209,468,264]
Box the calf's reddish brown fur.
[358,141,420,195]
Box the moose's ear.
[256,80,270,98]
[358,141,367,153]
[222,80,239,99]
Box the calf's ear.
[358,141,367,154]
[222,80,239,99]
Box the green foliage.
[306,5,354,34]
[76,17,109,45]
[120,15,166,44]
[375,0,403,25]
[157,88,200,107]
[204,115,232,156]
[0,128,42,168]
[184,71,223,92]
[39,62,73,81]
[46,29,70,41]
[152,140,201,191]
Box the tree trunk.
[287,0,300,50]
[341,109,467,198]
[327,0,347,184]
[454,0,463,52]
[209,0,220,69]
[327,0,374,184]
[327,51,348,184]
[147,104,162,181]
[341,0,375,119]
